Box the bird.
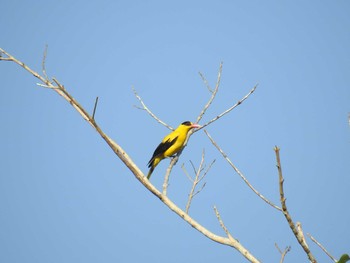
[147,121,200,179]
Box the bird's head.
[181,121,201,130]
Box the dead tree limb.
[0,47,260,263]
[274,146,317,263]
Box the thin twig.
[198,71,213,93]
[213,206,235,242]
[92,96,99,120]
[275,243,291,263]
[192,182,207,198]
[196,62,222,124]
[36,83,60,89]
[205,130,282,211]
[185,150,206,213]
[132,86,173,130]
[162,156,178,196]
[42,44,49,81]
[196,84,257,131]
[275,146,317,263]
[0,49,11,61]
[189,160,199,178]
[181,163,193,182]
[0,48,46,82]
[307,233,337,262]
[52,78,64,89]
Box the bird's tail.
[147,157,160,180]
[147,166,155,179]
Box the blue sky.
[1,1,349,262]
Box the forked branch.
[196,62,222,124]
[214,206,236,244]
[184,150,214,214]
[274,146,317,263]
[196,84,257,131]
[275,243,291,263]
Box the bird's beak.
[191,123,201,129]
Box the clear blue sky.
[1,1,349,262]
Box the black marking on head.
[181,121,192,126]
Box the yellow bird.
[147,121,200,179]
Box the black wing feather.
[148,136,178,168]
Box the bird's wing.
[148,136,178,167]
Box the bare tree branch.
[92,96,99,121]
[307,233,337,262]
[275,243,291,263]
[192,182,207,198]
[1,47,260,263]
[205,130,282,211]
[162,156,178,196]
[36,83,60,89]
[181,163,193,182]
[214,206,236,243]
[198,71,213,93]
[185,150,213,214]
[185,152,205,213]
[0,57,12,61]
[41,44,49,81]
[274,146,317,263]
[196,84,257,131]
[132,86,173,130]
[196,62,222,124]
